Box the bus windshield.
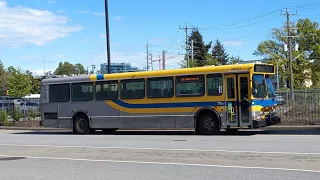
[266,75,276,98]
[252,74,266,98]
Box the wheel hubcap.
[77,119,87,132]
[203,116,213,130]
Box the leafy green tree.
[54,62,75,76]
[212,39,229,65]
[55,62,87,76]
[181,28,212,67]
[74,63,87,74]
[7,66,32,97]
[228,56,243,64]
[253,18,320,89]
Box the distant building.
[100,63,141,74]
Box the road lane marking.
[0,143,319,155]
[0,154,319,173]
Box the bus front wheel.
[196,111,220,135]
[73,114,90,135]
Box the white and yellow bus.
[40,63,278,135]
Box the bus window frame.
[147,76,174,99]
[49,83,70,103]
[175,74,205,97]
[206,73,223,96]
[120,78,146,100]
[71,82,94,102]
[95,80,119,101]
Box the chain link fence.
[275,90,320,125]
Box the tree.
[228,56,243,64]
[212,39,229,65]
[253,18,320,88]
[7,66,32,97]
[0,61,7,96]
[181,28,212,67]
[74,63,87,74]
[54,62,86,76]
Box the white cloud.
[77,10,89,14]
[48,0,56,4]
[92,12,104,16]
[222,40,245,46]
[57,10,65,13]
[0,0,82,47]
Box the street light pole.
[105,0,111,74]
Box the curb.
[263,125,320,131]
[0,126,70,131]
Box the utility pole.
[146,43,149,71]
[191,39,194,65]
[162,50,166,70]
[105,0,111,74]
[282,8,297,101]
[180,24,193,68]
[276,60,279,90]
[150,54,153,71]
[91,65,96,74]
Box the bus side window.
[176,75,204,97]
[120,79,145,99]
[49,83,70,102]
[71,82,94,102]
[147,77,174,98]
[96,81,118,100]
[206,74,223,96]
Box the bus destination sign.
[254,64,274,73]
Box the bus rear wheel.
[196,111,220,135]
[73,114,90,135]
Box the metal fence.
[0,99,40,125]
[275,90,320,125]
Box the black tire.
[196,112,220,135]
[73,114,90,135]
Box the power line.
[288,2,320,8]
[198,15,282,30]
[197,9,282,29]
[166,29,182,51]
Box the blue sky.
[0,0,320,75]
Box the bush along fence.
[0,100,40,127]
[275,90,320,125]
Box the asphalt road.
[0,130,319,180]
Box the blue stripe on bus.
[112,100,220,108]
[251,99,277,106]
[96,74,104,80]
[111,99,277,109]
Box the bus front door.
[224,74,238,128]
[238,74,251,127]
[224,74,251,128]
